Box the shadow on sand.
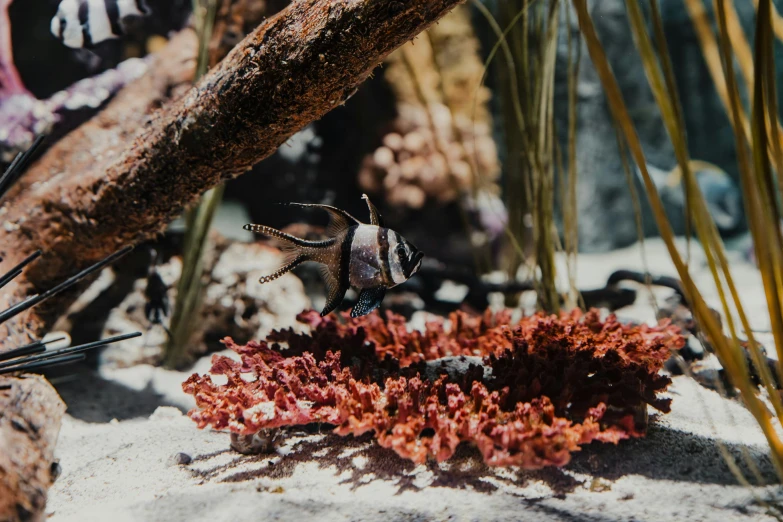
[50,363,183,422]
[185,418,777,499]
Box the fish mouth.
[403,251,424,279]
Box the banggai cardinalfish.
[244,195,423,318]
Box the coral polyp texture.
[183,309,684,468]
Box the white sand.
[46,239,783,521]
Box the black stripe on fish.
[78,1,93,48]
[134,0,150,15]
[320,226,354,316]
[104,0,123,37]
[55,14,65,38]
[393,231,402,253]
[340,226,356,291]
[377,227,392,286]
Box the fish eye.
[396,245,406,258]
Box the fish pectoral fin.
[319,265,348,316]
[361,194,385,228]
[351,287,387,318]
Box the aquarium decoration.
[184,308,683,468]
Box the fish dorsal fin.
[285,202,361,235]
[361,194,384,227]
[352,287,386,317]
[318,264,348,316]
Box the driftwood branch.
[0,0,464,342]
[0,374,66,521]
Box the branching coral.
[183,309,683,468]
[358,5,500,208]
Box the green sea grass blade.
[164,0,220,368]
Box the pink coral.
[183,309,684,468]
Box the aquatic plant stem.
[474,0,565,313]
[165,185,224,368]
[532,0,560,313]
[164,0,220,369]
[627,0,782,485]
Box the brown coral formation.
[183,308,683,468]
[359,5,500,208]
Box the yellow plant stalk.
[715,0,783,377]
[573,0,783,479]
[627,0,783,423]
[720,1,783,203]
[753,0,783,43]
[684,0,783,194]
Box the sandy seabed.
[45,239,783,522]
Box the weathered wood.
[0,374,66,522]
[0,0,464,344]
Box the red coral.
[269,308,515,365]
[183,309,683,468]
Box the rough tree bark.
[0,375,66,522]
[0,0,465,344]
